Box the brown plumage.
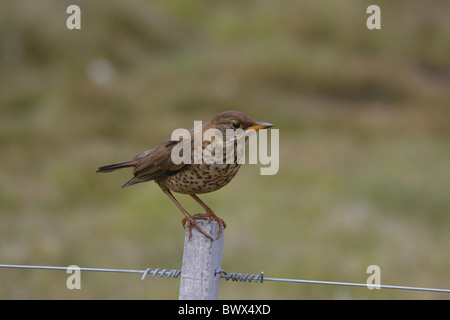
[97,110,273,240]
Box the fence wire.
[0,264,449,294]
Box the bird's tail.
[97,149,154,187]
[96,159,137,173]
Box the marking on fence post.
[178,219,224,300]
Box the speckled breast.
[162,163,241,194]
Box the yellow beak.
[245,121,274,131]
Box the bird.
[96,110,273,240]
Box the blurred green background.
[0,0,449,299]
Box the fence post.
[178,219,224,300]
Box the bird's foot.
[181,212,226,240]
[181,215,214,241]
[191,212,226,240]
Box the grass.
[0,0,449,299]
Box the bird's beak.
[245,121,274,131]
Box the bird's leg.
[163,189,213,240]
[189,194,227,239]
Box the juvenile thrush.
[97,110,273,240]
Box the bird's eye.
[231,121,242,129]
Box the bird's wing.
[122,138,187,187]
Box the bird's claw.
[181,212,226,241]
[181,215,213,240]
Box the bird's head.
[206,110,273,135]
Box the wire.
[0,264,449,294]
[215,269,450,293]
[260,277,450,293]
[0,264,181,280]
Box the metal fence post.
[178,219,224,300]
